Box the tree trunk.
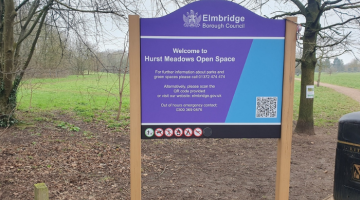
[116,68,128,121]
[0,0,17,126]
[29,88,33,110]
[2,0,16,98]
[295,66,315,134]
[0,0,4,89]
[317,65,322,87]
[294,6,320,135]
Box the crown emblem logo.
[183,10,201,27]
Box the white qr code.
[256,97,278,118]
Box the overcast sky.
[95,0,359,64]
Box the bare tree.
[271,0,360,135]
[116,34,129,121]
[316,58,328,87]
[346,59,360,72]
[315,33,348,87]
[0,0,136,127]
[327,66,336,75]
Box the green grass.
[315,72,360,89]
[17,73,130,124]
[293,80,360,127]
[16,73,360,128]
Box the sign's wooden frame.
[129,15,297,200]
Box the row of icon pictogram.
[145,127,203,138]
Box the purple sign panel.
[140,0,286,139]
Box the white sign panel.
[306,85,314,98]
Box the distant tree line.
[315,58,360,74]
[24,31,129,79]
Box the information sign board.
[130,1,297,199]
[140,0,286,138]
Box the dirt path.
[295,78,360,103]
[0,112,339,200]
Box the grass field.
[293,80,360,126]
[17,73,130,127]
[16,73,360,128]
[315,72,360,89]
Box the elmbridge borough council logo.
[183,10,201,27]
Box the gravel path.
[295,78,360,103]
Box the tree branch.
[319,50,351,59]
[53,0,124,17]
[271,11,302,19]
[20,3,51,79]
[318,16,360,31]
[159,0,168,14]
[322,0,342,6]
[289,0,307,15]
[315,32,351,48]
[324,3,360,11]
[16,9,45,47]
[15,0,30,11]
[314,1,342,25]
[55,10,109,71]
[22,0,40,29]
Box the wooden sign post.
[129,15,141,200]
[129,1,297,199]
[275,17,297,200]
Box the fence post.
[34,183,49,200]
